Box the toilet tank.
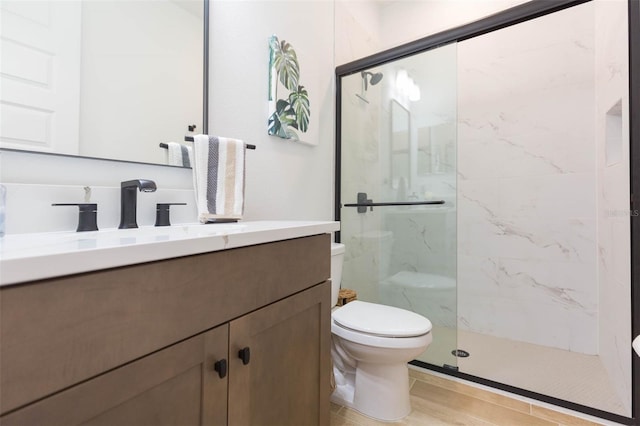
[331,243,345,307]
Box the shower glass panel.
[339,42,458,369]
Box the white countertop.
[0,220,340,286]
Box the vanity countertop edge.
[0,220,340,286]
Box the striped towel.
[193,134,246,222]
[167,142,192,167]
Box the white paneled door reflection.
[0,1,81,154]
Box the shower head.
[369,72,384,85]
[361,71,384,90]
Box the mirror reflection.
[0,0,204,166]
[390,99,410,191]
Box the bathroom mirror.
[390,99,410,190]
[0,0,206,167]
[417,122,456,175]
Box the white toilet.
[330,243,433,421]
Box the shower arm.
[343,192,444,213]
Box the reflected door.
[0,1,81,154]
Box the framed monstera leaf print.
[268,35,316,145]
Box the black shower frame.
[334,0,639,424]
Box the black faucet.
[119,179,157,229]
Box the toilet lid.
[332,301,432,337]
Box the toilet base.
[331,362,411,422]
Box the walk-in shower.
[335,0,639,424]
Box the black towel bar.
[159,141,256,150]
[183,136,256,150]
[344,191,445,213]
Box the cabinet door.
[228,281,331,426]
[1,325,229,426]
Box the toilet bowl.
[330,243,433,421]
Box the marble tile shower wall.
[595,0,631,414]
[456,3,599,354]
[385,207,456,279]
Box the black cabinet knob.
[213,359,227,378]
[238,347,250,365]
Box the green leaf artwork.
[268,35,310,140]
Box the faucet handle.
[155,203,187,227]
[52,203,98,232]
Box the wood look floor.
[330,368,609,426]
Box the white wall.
[378,0,529,52]
[209,0,335,221]
[336,0,529,67]
[335,0,382,66]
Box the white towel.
[167,142,192,168]
[192,134,246,222]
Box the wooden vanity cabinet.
[0,234,331,426]
[228,282,330,426]
[1,325,229,426]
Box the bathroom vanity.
[0,221,338,425]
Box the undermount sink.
[79,223,249,246]
[91,222,248,240]
[1,223,248,253]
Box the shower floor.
[416,327,629,417]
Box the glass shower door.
[338,42,458,369]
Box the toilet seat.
[331,301,432,349]
[333,300,432,337]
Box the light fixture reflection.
[396,69,421,102]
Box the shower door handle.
[343,192,445,213]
